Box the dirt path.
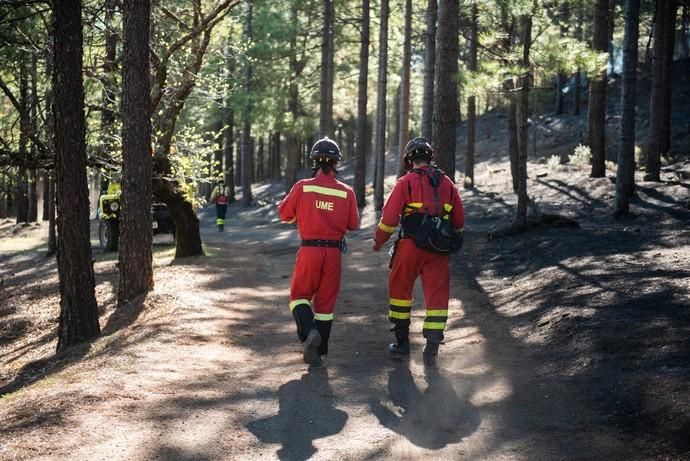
[2,168,689,460]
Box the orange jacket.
[278,171,359,240]
[374,166,464,246]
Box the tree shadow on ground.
[246,366,348,461]
[369,362,480,450]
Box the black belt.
[301,239,342,248]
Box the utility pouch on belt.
[399,168,463,255]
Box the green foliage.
[570,143,592,167]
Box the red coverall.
[278,170,359,353]
[373,166,464,342]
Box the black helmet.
[403,137,434,169]
[310,137,342,163]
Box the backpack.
[400,168,463,255]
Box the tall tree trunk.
[660,2,677,155]
[391,83,401,154]
[320,0,335,137]
[432,0,459,181]
[607,0,617,75]
[223,106,235,202]
[257,136,264,181]
[286,4,300,191]
[235,127,242,188]
[422,0,437,140]
[272,131,281,179]
[0,175,6,218]
[513,13,532,232]
[119,0,153,304]
[465,0,478,188]
[615,0,640,216]
[679,5,689,60]
[17,57,29,224]
[354,0,369,206]
[508,98,519,193]
[47,175,57,256]
[588,0,609,178]
[646,0,666,181]
[396,0,412,178]
[53,0,100,352]
[574,3,584,116]
[374,0,389,211]
[101,0,118,163]
[28,53,38,222]
[241,0,254,206]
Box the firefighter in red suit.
[372,137,465,366]
[278,138,359,366]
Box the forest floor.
[1,136,690,459]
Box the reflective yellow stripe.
[444,203,453,212]
[303,185,347,199]
[389,298,413,307]
[426,309,448,317]
[405,202,423,209]
[378,221,396,233]
[289,299,311,311]
[423,321,446,330]
[314,312,334,321]
[283,217,296,224]
[389,311,411,319]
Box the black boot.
[423,341,440,367]
[292,303,315,343]
[388,328,410,356]
[315,319,332,358]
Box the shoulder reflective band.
[378,221,396,233]
[289,299,311,311]
[314,312,334,321]
[303,185,347,199]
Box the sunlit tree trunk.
[615,0,640,216]
[513,13,532,232]
[465,0,478,188]
[53,0,100,351]
[241,0,254,206]
[374,0,389,211]
[422,0,437,141]
[354,0,369,206]
[588,0,609,178]
[320,0,335,137]
[432,0,459,181]
[119,0,153,304]
[396,0,412,178]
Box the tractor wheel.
[99,219,119,252]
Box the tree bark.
[320,0,335,137]
[47,175,57,256]
[374,0,389,211]
[17,57,29,224]
[396,0,412,178]
[465,0,478,188]
[588,0,609,178]
[53,0,100,352]
[422,0,437,140]
[256,135,264,181]
[101,0,118,164]
[680,6,689,60]
[223,105,235,202]
[646,0,666,181]
[513,13,532,232]
[508,98,519,193]
[432,0,459,181]
[241,0,254,206]
[615,0,640,216]
[271,131,281,179]
[119,0,153,304]
[354,0,369,207]
[660,2,677,155]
